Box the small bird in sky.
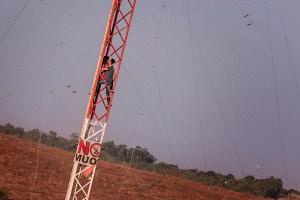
[243,14,250,18]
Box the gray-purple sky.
[1,0,300,189]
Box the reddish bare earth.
[0,133,266,200]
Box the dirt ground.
[0,133,266,200]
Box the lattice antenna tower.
[65,0,137,199]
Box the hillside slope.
[0,134,266,200]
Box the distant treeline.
[0,123,77,151]
[0,123,299,199]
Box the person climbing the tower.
[104,58,115,105]
[93,56,115,106]
[97,57,115,105]
[93,55,110,104]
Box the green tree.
[27,129,41,141]
[4,123,15,135]
[14,126,25,137]
[70,132,79,140]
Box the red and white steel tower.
[65,0,137,199]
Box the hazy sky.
[1,0,300,189]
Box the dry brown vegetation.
[0,133,267,200]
